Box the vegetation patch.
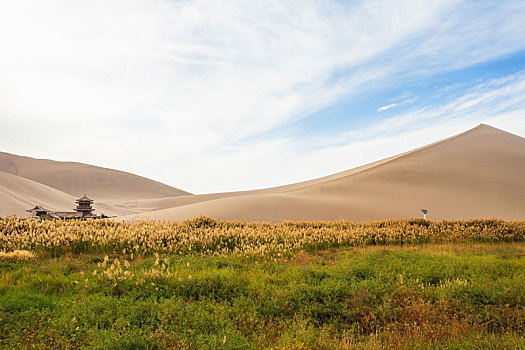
[0,250,36,261]
[1,217,525,258]
[1,218,524,348]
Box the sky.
[0,0,524,194]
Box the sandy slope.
[100,148,408,214]
[0,151,190,201]
[0,171,127,217]
[123,124,525,221]
[0,171,78,216]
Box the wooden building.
[26,205,52,218]
[75,194,95,218]
[26,195,100,220]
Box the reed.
[1,216,524,258]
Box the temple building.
[26,205,55,219]
[75,194,96,218]
[26,195,101,219]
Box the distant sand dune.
[0,171,76,216]
[0,171,130,217]
[2,124,524,221]
[0,151,190,201]
[99,146,408,214]
[122,124,525,222]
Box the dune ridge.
[0,151,190,201]
[121,124,525,222]
[0,171,77,216]
[2,124,524,221]
[0,171,132,217]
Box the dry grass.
[0,250,36,261]
[1,216,524,259]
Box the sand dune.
[3,124,524,221]
[123,124,525,221]
[99,148,409,214]
[0,171,128,217]
[0,171,78,216]
[0,151,190,201]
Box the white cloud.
[215,72,525,193]
[0,0,524,193]
[378,103,398,112]
[332,71,525,146]
[135,71,525,194]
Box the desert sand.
[122,124,525,221]
[0,151,190,201]
[1,124,524,221]
[0,171,77,216]
[0,171,138,218]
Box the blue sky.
[283,50,525,140]
[0,0,524,193]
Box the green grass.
[1,243,524,349]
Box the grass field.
[1,218,525,349]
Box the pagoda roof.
[26,205,48,212]
[76,194,94,202]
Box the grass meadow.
[1,217,524,349]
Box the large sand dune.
[0,171,132,217]
[99,145,408,214]
[123,124,525,221]
[0,171,77,216]
[0,151,190,201]
[3,124,524,221]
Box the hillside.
[0,152,191,201]
[123,124,525,221]
[0,171,77,216]
[0,171,131,217]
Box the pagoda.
[26,195,102,220]
[75,194,95,218]
[26,205,50,218]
